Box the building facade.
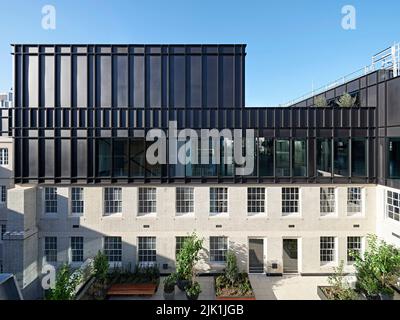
[2,44,400,298]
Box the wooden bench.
[107,283,157,297]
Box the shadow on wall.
[3,188,243,299]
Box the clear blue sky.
[1,0,400,106]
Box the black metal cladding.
[9,44,400,186]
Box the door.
[283,239,298,273]
[249,239,264,273]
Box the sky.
[0,0,400,106]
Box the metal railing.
[276,43,400,108]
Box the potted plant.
[352,234,400,300]
[336,92,357,108]
[163,274,176,300]
[176,233,204,291]
[185,281,201,300]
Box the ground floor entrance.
[248,238,264,273]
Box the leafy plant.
[163,274,176,293]
[326,260,358,300]
[176,233,204,282]
[225,251,239,286]
[46,264,82,300]
[336,92,356,108]
[352,234,400,297]
[314,95,328,107]
[186,281,201,297]
[93,251,109,283]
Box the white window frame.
[0,148,8,166]
[209,236,228,263]
[103,236,122,266]
[44,187,58,214]
[103,187,122,216]
[44,237,57,263]
[138,187,157,216]
[347,187,363,216]
[281,187,300,216]
[320,236,337,266]
[0,185,6,205]
[347,236,363,264]
[70,236,84,264]
[209,187,228,216]
[138,236,157,267]
[70,187,84,216]
[386,189,400,223]
[320,187,336,217]
[176,187,194,216]
[247,187,266,216]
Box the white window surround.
[103,236,122,267]
[319,187,337,218]
[347,187,364,217]
[209,187,229,217]
[209,236,229,264]
[43,187,57,215]
[247,187,266,217]
[70,187,84,216]
[103,187,122,216]
[386,189,400,223]
[320,236,338,266]
[138,187,157,217]
[281,187,301,217]
[0,148,8,166]
[347,236,363,264]
[175,187,195,217]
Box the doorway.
[249,238,264,273]
[283,239,298,273]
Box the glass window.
[130,138,145,177]
[247,187,265,215]
[347,236,362,263]
[276,140,290,177]
[220,137,234,177]
[388,138,400,178]
[334,139,349,176]
[210,187,228,215]
[0,186,6,204]
[317,139,332,177]
[258,137,274,176]
[282,187,299,215]
[138,188,157,215]
[138,236,156,264]
[104,236,122,262]
[45,187,57,213]
[176,187,194,215]
[387,190,400,222]
[320,237,335,264]
[320,187,335,216]
[45,237,57,262]
[351,139,366,176]
[71,237,84,263]
[0,148,8,165]
[175,236,189,258]
[293,140,307,177]
[71,187,84,215]
[104,187,122,215]
[347,187,362,215]
[113,140,128,177]
[96,139,111,177]
[1,224,6,240]
[210,236,228,263]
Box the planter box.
[216,296,256,300]
[317,286,330,300]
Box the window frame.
[209,187,228,216]
[44,187,58,214]
[138,187,157,216]
[386,189,400,223]
[347,236,362,263]
[347,187,363,216]
[0,148,8,166]
[103,187,122,216]
[44,236,58,263]
[209,236,228,263]
[70,236,84,263]
[176,187,194,216]
[247,187,266,216]
[103,236,122,264]
[138,236,157,266]
[320,187,336,217]
[70,187,84,216]
[281,187,300,216]
[320,236,337,265]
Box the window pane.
[317,139,332,176]
[351,139,366,176]
[276,139,290,177]
[113,140,128,177]
[334,138,349,176]
[389,138,400,178]
[130,138,145,177]
[258,137,273,176]
[96,139,111,176]
[293,140,307,177]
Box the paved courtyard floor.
[249,274,330,300]
[109,275,329,300]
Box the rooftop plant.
[314,96,328,107]
[336,92,357,108]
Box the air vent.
[353,224,360,228]
[216,225,222,228]
[143,225,150,229]
[288,225,295,228]
[72,225,79,228]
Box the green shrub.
[336,92,356,108]
[93,251,109,283]
[327,261,358,300]
[163,274,177,293]
[225,251,239,286]
[186,281,201,297]
[46,264,82,300]
[315,96,328,107]
[176,233,204,282]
